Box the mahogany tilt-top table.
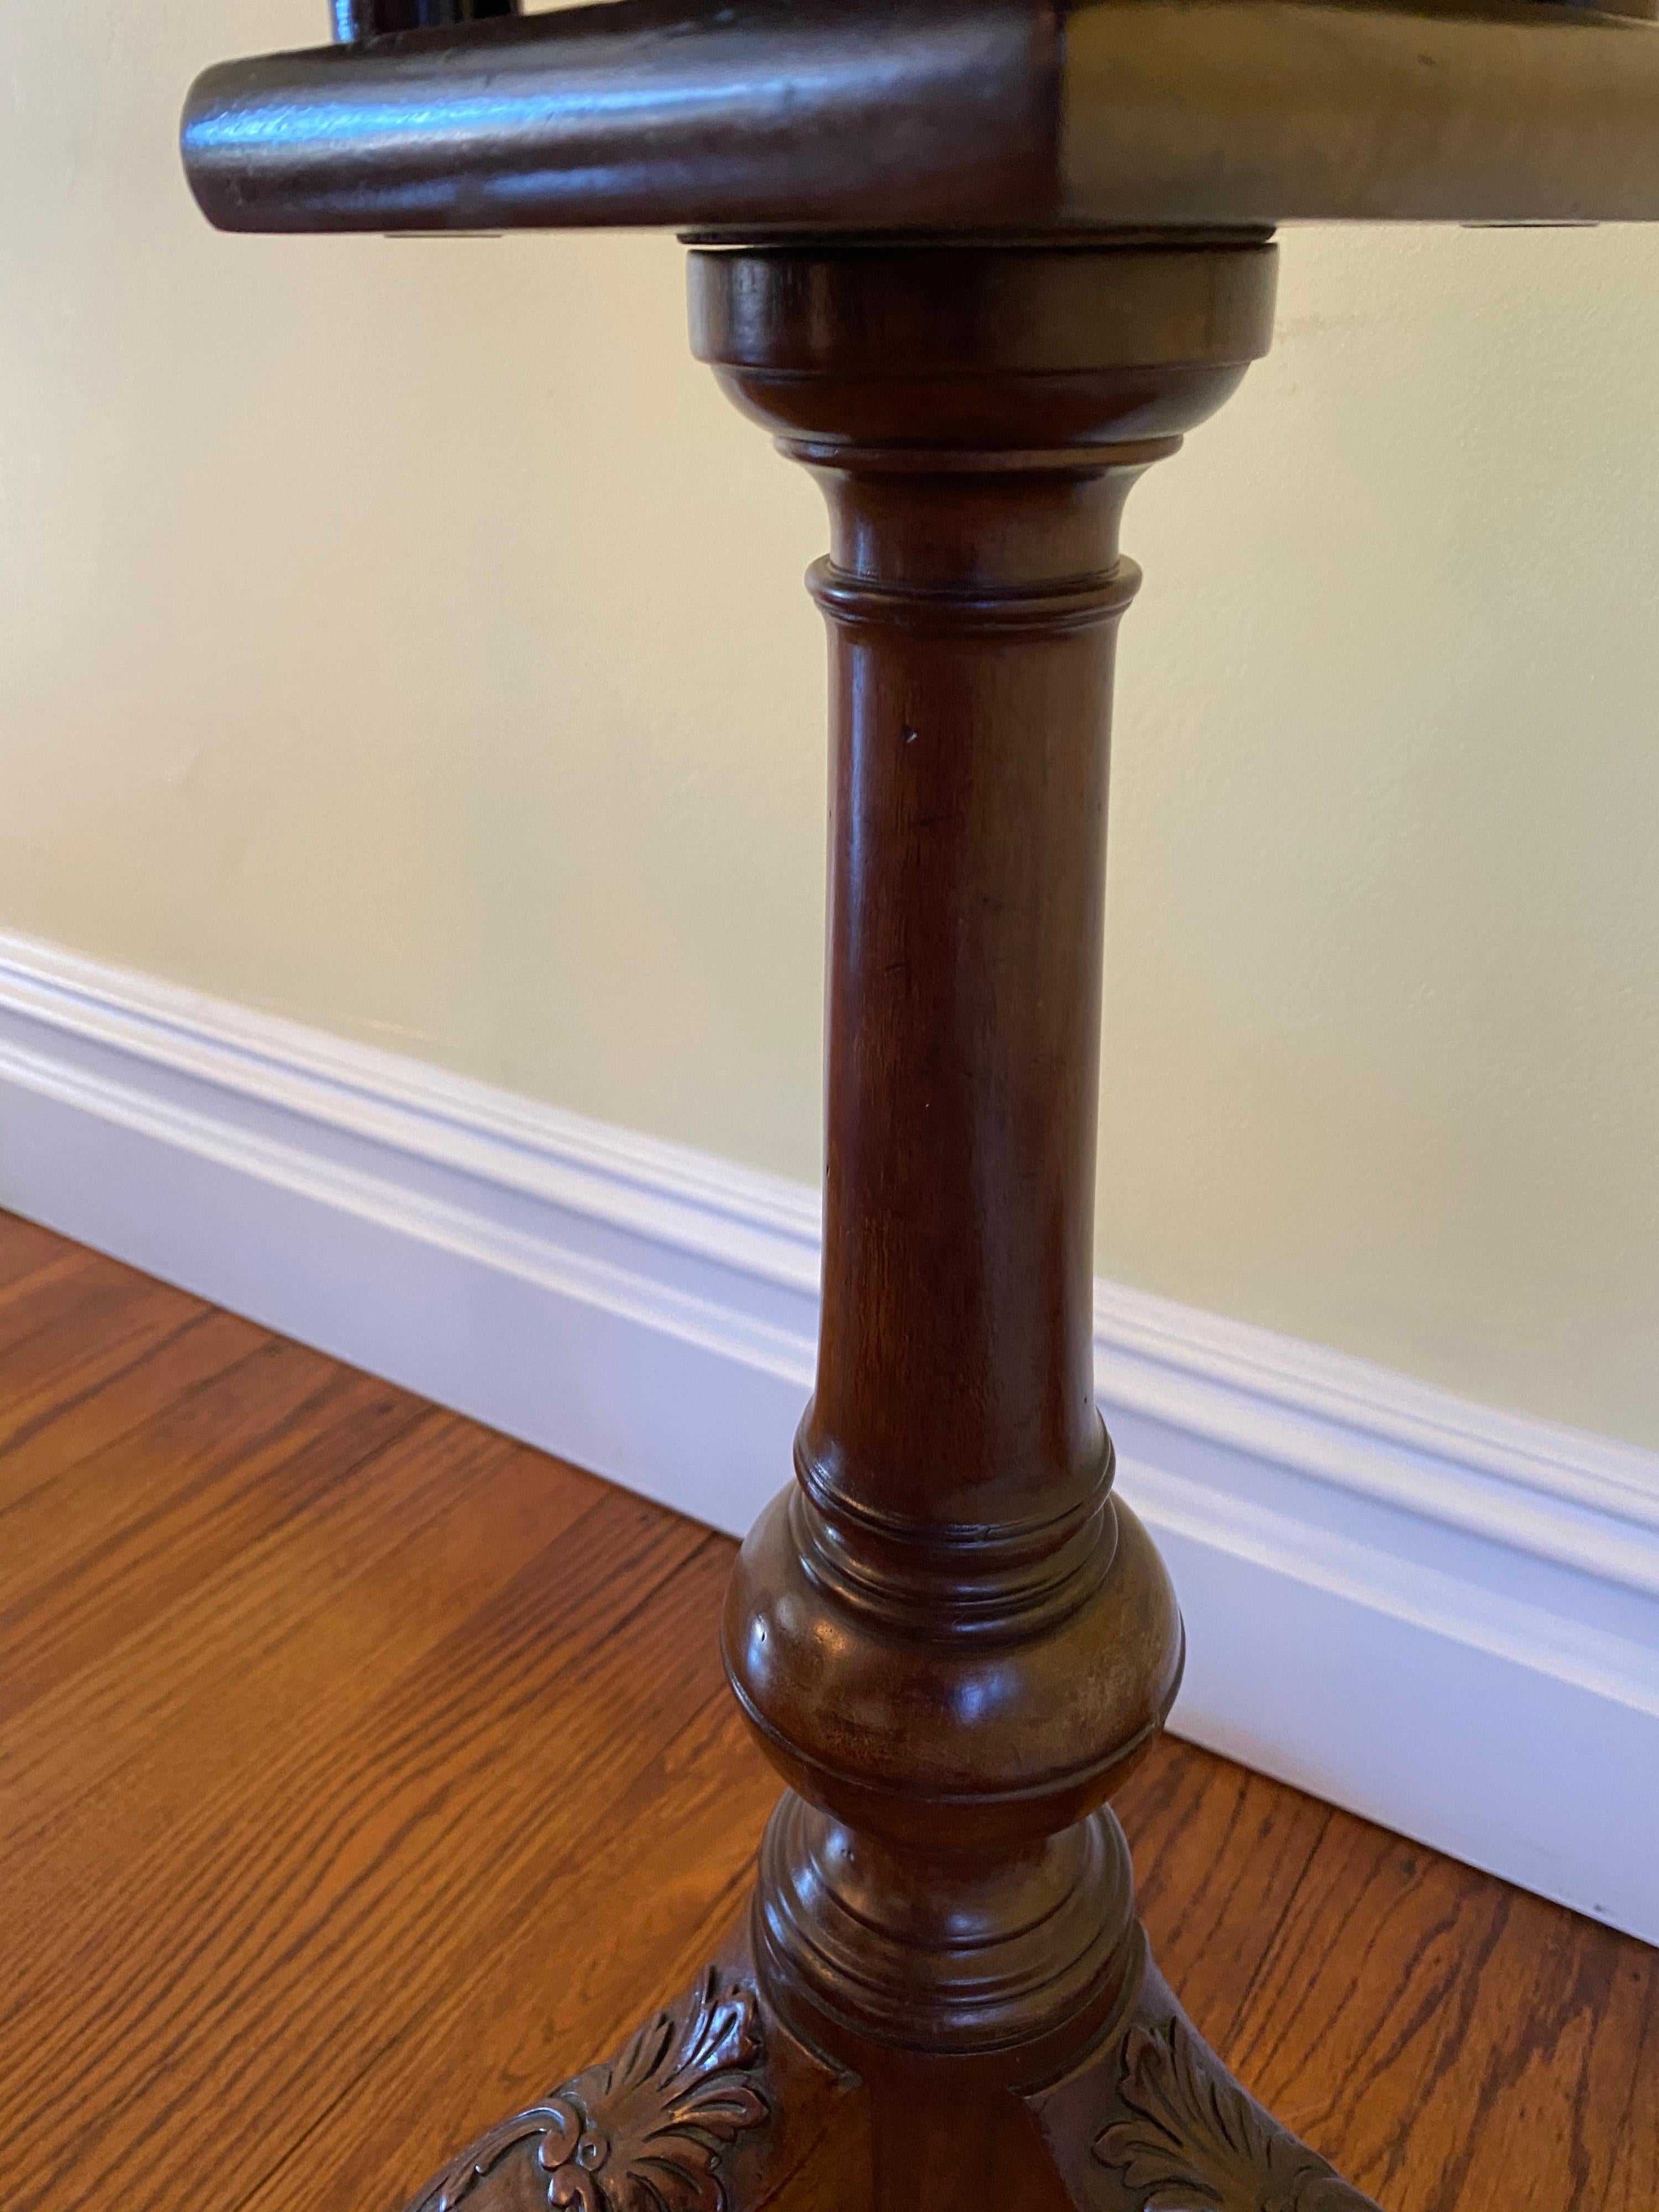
[183,6,1659,2208]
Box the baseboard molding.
[2,925,1656,1944]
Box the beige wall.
[3,2,1658,1448]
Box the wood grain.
[0,1295,266,1520]
[0,1209,71,1290]
[0,1211,1650,2212]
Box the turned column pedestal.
[404,237,1380,2212]
[179,0,1659,2192]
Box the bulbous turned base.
[724,1485,1185,1861]
[394,1901,1383,2212]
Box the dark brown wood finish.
[333,0,517,38]
[180,0,1659,237]
[374,238,1383,2212]
[702,242,1253,2041]
[1,1219,1655,2212]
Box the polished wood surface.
[669,238,1387,2212]
[1,1208,1652,2212]
[181,0,1659,239]
[695,236,1244,2098]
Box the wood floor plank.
[239,1687,776,2212]
[1604,1949,1659,2212]
[0,1438,614,2035]
[0,1244,155,1364]
[0,1207,77,1291]
[3,1491,721,2211]
[1115,1733,1337,2054]
[1214,1806,1659,2212]
[0,1407,508,1847]
[0,1303,268,1518]
[0,1343,428,1723]
[2,1336,348,1601]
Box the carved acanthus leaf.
[407,1968,770,2212]
[1092,2017,1375,2212]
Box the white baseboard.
[2,925,1656,1945]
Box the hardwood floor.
[1,1209,1652,2212]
